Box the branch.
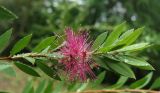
[0,52,63,61]
[80,89,159,93]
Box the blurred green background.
[0,0,160,92]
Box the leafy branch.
[0,52,63,61]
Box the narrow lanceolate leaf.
[105,57,135,78]
[126,27,144,45]
[115,43,150,52]
[35,80,46,93]
[22,79,34,93]
[24,57,35,64]
[33,36,55,52]
[99,22,126,52]
[14,62,40,77]
[92,32,108,50]
[130,72,153,89]
[52,81,64,93]
[43,81,53,93]
[107,76,128,89]
[36,60,61,80]
[76,83,88,92]
[0,29,12,53]
[10,34,32,55]
[117,55,154,70]
[115,29,134,46]
[103,22,126,47]
[93,57,110,70]
[0,6,17,21]
[91,71,106,88]
[150,77,160,89]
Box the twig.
[0,52,63,61]
[79,89,160,93]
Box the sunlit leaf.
[99,22,126,52]
[33,36,55,52]
[103,22,126,46]
[92,32,108,50]
[24,57,35,64]
[41,46,51,53]
[126,27,144,45]
[117,55,154,70]
[10,34,32,55]
[115,43,150,52]
[115,29,134,46]
[130,72,153,89]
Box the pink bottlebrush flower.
[59,27,96,81]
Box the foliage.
[0,0,160,92]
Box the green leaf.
[107,76,128,89]
[22,79,34,93]
[0,63,12,71]
[115,27,144,47]
[150,77,160,89]
[130,72,153,89]
[0,61,16,77]
[126,27,144,45]
[52,81,64,93]
[33,36,55,52]
[91,71,106,88]
[35,80,46,93]
[117,55,154,70]
[137,66,155,70]
[41,46,51,53]
[93,57,110,70]
[115,43,150,52]
[76,83,88,92]
[100,22,126,52]
[92,32,108,50]
[43,81,53,93]
[0,6,17,21]
[36,60,61,80]
[10,34,32,55]
[103,22,126,46]
[115,29,134,46]
[24,57,35,64]
[1,67,16,77]
[0,29,12,53]
[105,58,135,78]
[14,62,40,77]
